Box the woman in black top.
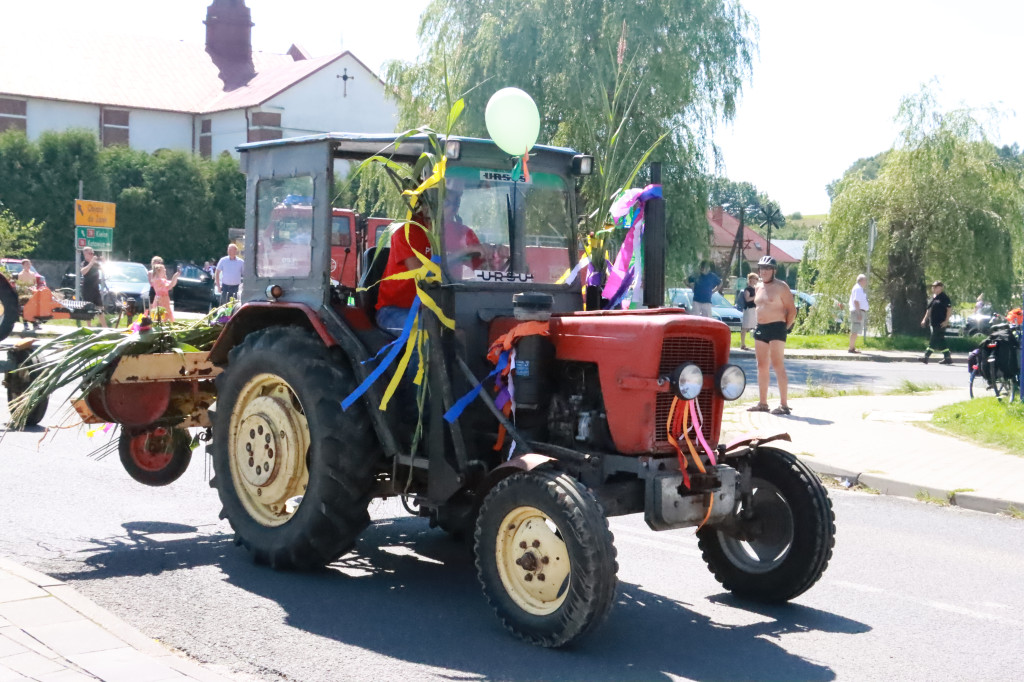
[920,280,951,364]
[80,247,107,327]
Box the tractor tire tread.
[697,447,834,603]
[474,470,618,648]
[212,326,381,571]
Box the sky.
[4,0,1024,215]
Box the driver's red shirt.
[376,224,432,310]
[445,221,484,270]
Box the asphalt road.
[1,386,1021,681]
[731,355,965,394]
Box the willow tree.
[384,0,756,282]
[805,90,1024,335]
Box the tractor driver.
[375,210,434,336]
[444,185,487,278]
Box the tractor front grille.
[654,336,715,446]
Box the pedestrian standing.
[975,293,986,314]
[149,264,180,322]
[79,247,107,328]
[848,274,869,353]
[747,256,797,415]
[688,261,721,317]
[215,244,243,305]
[739,272,758,350]
[147,256,163,313]
[921,280,952,364]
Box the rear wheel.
[993,373,1017,402]
[0,279,17,342]
[698,447,835,602]
[4,351,48,428]
[475,470,618,648]
[211,327,381,569]
[118,426,192,486]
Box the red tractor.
[84,133,837,647]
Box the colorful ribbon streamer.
[600,184,662,308]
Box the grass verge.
[931,397,1024,457]
[731,332,977,353]
[888,379,945,395]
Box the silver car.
[666,288,742,329]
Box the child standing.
[149,264,180,322]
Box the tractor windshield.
[442,166,573,284]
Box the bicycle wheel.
[993,373,1017,402]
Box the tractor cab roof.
[238,132,582,169]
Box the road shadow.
[58,516,869,681]
[774,415,834,426]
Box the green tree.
[0,206,42,258]
[805,89,1024,334]
[0,130,42,221]
[33,130,106,259]
[385,0,756,276]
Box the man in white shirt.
[848,274,869,353]
[215,244,244,305]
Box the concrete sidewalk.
[723,389,1024,514]
[0,558,238,682]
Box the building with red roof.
[0,0,395,157]
[707,207,800,272]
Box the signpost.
[73,190,115,302]
[74,200,116,228]
[75,226,113,251]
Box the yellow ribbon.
[372,157,455,411]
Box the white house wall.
[192,110,249,157]
[130,109,192,153]
[265,54,397,138]
[26,99,97,140]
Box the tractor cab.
[237,133,591,377]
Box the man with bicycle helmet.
[748,255,797,415]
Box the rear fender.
[208,302,335,364]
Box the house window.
[0,98,27,133]
[199,118,212,158]
[101,108,130,147]
[248,110,282,143]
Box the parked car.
[792,290,845,332]
[666,287,742,329]
[63,260,150,312]
[964,306,1003,337]
[170,262,217,311]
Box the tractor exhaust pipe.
[643,162,665,308]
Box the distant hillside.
[774,213,826,240]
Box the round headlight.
[716,364,746,401]
[670,363,703,401]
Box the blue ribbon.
[341,299,420,411]
[443,350,510,423]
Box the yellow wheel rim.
[228,373,310,527]
[495,506,571,616]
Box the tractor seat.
[357,246,390,318]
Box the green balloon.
[485,88,540,156]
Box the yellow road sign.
[74,200,116,228]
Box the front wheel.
[698,447,835,602]
[474,470,618,648]
[210,327,381,569]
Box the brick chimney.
[712,206,724,224]
[205,0,254,61]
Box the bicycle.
[968,324,1020,402]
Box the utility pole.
[75,180,83,302]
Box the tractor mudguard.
[208,301,336,365]
[480,452,557,493]
[722,432,792,456]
